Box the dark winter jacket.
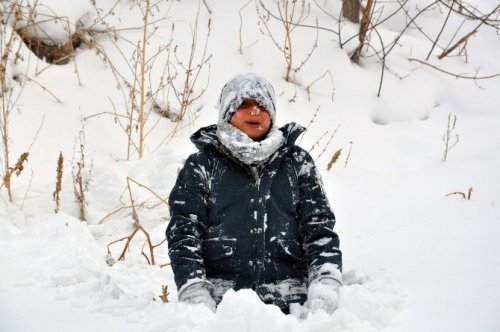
[166,123,342,309]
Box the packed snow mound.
[150,272,405,332]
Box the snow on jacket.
[166,122,342,309]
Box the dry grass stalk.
[309,130,329,153]
[327,149,342,171]
[159,285,170,303]
[20,169,33,210]
[345,141,353,168]
[445,187,473,200]
[297,105,320,145]
[316,124,341,160]
[136,0,152,158]
[442,113,459,163]
[72,123,91,221]
[73,162,86,221]
[2,152,29,202]
[53,152,63,213]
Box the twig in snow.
[445,187,473,200]
[306,70,334,102]
[17,74,63,103]
[426,0,454,60]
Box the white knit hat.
[216,73,277,126]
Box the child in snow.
[166,73,342,315]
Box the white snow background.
[1,0,499,331]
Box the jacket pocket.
[277,239,305,264]
[202,238,236,262]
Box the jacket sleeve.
[292,147,342,286]
[166,151,213,294]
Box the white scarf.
[217,122,285,165]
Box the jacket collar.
[190,122,305,152]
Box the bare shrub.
[85,0,172,159]
[166,8,212,123]
[257,0,318,82]
[88,1,210,159]
[300,0,500,97]
[106,177,167,266]
[0,1,30,202]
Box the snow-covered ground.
[1,0,499,331]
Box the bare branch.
[409,58,500,80]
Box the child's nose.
[250,105,261,115]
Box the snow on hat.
[216,73,277,126]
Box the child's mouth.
[246,121,260,126]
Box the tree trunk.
[342,0,360,23]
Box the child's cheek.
[262,115,271,127]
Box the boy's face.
[230,98,271,141]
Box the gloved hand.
[303,278,341,315]
[178,281,217,312]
